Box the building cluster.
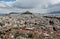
[0,14,60,39]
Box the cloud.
[13,0,50,9]
[0,0,16,2]
[50,0,60,4]
[0,0,60,13]
[47,3,60,12]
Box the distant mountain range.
[9,12,19,14]
[0,11,60,14]
[7,11,60,14]
[49,11,60,14]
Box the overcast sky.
[0,0,60,14]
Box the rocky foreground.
[0,13,60,39]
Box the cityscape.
[0,11,60,39]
